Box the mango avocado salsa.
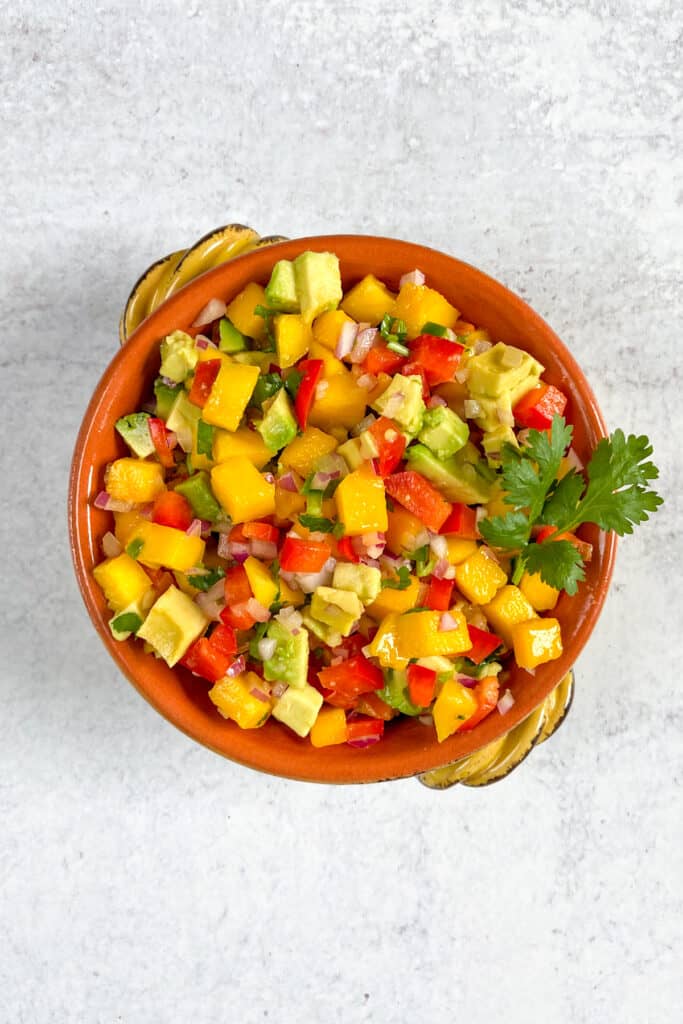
[93,252,662,748]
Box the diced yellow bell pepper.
[137,585,208,667]
[308,340,347,376]
[105,458,166,504]
[244,556,278,609]
[511,617,563,670]
[454,549,507,605]
[279,427,338,478]
[225,282,268,341]
[113,511,147,548]
[211,457,276,523]
[278,576,305,607]
[396,609,472,659]
[93,553,153,612]
[433,678,478,742]
[212,425,272,469]
[310,706,348,748]
[446,538,479,565]
[385,507,424,556]
[274,313,311,369]
[392,282,460,340]
[335,464,387,536]
[312,309,356,351]
[482,584,535,648]
[127,521,206,572]
[366,613,409,670]
[201,362,259,432]
[274,485,306,521]
[519,572,560,613]
[340,274,396,325]
[308,369,369,430]
[209,672,272,729]
[365,574,422,622]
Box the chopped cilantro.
[126,538,144,559]
[196,419,214,457]
[187,566,225,591]
[381,565,412,590]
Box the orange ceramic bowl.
[69,235,616,783]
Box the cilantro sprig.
[479,416,662,595]
[381,565,412,590]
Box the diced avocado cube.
[166,389,201,435]
[301,610,343,649]
[357,429,380,460]
[115,412,154,458]
[481,424,519,464]
[372,374,425,435]
[418,405,469,459]
[272,682,323,738]
[467,342,543,399]
[256,387,298,453]
[231,351,272,369]
[218,318,247,353]
[310,586,363,638]
[405,444,493,504]
[137,585,208,667]
[154,378,183,420]
[262,620,310,689]
[378,669,422,716]
[332,563,382,605]
[159,330,199,383]
[337,437,365,471]
[175,471,221,521]
[265,259,300,313]
[293,251,343,324]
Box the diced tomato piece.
[401,361,430,402]
[425,576,455,611]
[280,536,331,573]
[318,654,384,709]
[513,383,568,430]
[181,628,235,682]
[367,416,407,476]
[151,490,193,531]
[384,471,452,533]
[439,503,478,538]
[294,359,324,429]
[223,564,253,605]
[362,344,406,377]
[406,664,437,706]
[466,625,503,664]
[220,602,257,631]
[337,535,360,563]
[407,334,465,386]
[148,417,175,468]
[459,675,500,731]
[536,525,593,562]
[345,716,384,746]
[188,359,221,408]
[355,692,397,720]
[242,521,280,544]
[208,623,237,658]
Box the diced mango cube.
[312,309,356,351]
[335,464,387,536]
[274,313,311,369]
[365,574,422,622]
[396,609,472,659]
[202,362,259,432]
[385,507,424,556]
[310,706,348,748]
[308,369,369,430]
[392,282,459,340]
[244,556,278,609]
[127,521,206,572]
[274,485,306,521]
[308,340,347,376]
[511,617,563,670]
[454,549,507,605]
[226,282,268,341]
[340,274,396,325]
[211,457,275,523]
[519,572,560,612]
[212,426,272,469]
[93,552,153,612]
[137,585,208,666]
[105,458,166,504]
[433,678,478,742]
[209,672,272,729]
[278,576,305,607]
[113,511,148,548]
[483,585,535,648]
[446,538,479,564]
[366,613,408,670]
[279,427,338,478]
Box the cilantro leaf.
[298,514,335,533]
[539,469,585,526]
[502,415,572,519]
[523,539,586,596]
[187,566,225,591]
[126,538,144,559]
[479,510,531,549]
[381,565,411,590]
[285,369,304,400]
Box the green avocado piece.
[175,471,221,521]
[137,585,208,667]
[332,563,382,605]
[378,669,422,715]
[256,387,298,453]
[293,251,343,323]
[265,260,300,313]
[372,374,425,435]
[272,683,323,737]
[405,443,493,504]
[154,379,183,420]
[166,389,201,435]
[301,610,343,649]
[467,343,543,399]
[232,350,272,370]
[262,619,310,689]
[115,412,154,458]
[418,405,469,459]
[337,437,365,471]
[159,330,198,383]
[309,586,363,638]
[218,318,247,353]
[481,424,519,465]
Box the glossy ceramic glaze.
[69,235,616,784]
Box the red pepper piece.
[439,503,478,538]
[148,417,176,468]
[362,344,406,377]
[151,490,193,531]
[294,359,324,429]
[536,525,593,562]
[279,536,331,573]
[406,664,437,706]
[337,535,360,563]
[318,654,384,709]
[242,521,280,544]
[459,675,500,731]
[384,471,452,533]
[407,334,465,386]
[345,715,384,746]
[425,576,455,611]
[188,359,221,408]
[209,623,238,658]
[367,416,407,476]
[356,692,397,720]
[219,565,257,630]
[466,625,503,664]
[513,383,567,430]
[181,624,237,682]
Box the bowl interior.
[69,235,616,783]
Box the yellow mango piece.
[433,379,469,414]
[519,572,560,613]
[365,574,422,622]
[511,617,563,670]
[195,347,232,367]
[105,458,166,504]
[454,549,507,605]
[93,553,153,612]
[211,457,275,523]
[310,706,348,748]
[212,425,272,469]
[274,313,311,369]
[445,538,479,565]
[280,427,338,478]
[226,282,268,341]
[366,613,409,670]
[385,507,424,556]
[433,678,478,742]
[392,282,460,340]
[312,309,356,351]
[127,521,206,573]
[308,370,369,430]
[482,585,535,648]
[244,556,278,609]
[340,274,396,325]
[202,362,259,432]
[209,673,272,729]
[113,511,147,548]
[308,340,347,376]
[274,485,306,521]
[396,609,472,659]
[278,577,305,608]
[335,464,387,536]
[137,585,208,667]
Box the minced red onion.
[263,472,275,484]
[458,674,478,689]
[351,413,377,437]
[94,491,137,513]
[161,376,177,387]
[249,685,271,703]
[443,565,456,579]
[195,592,224,621]
[347,734,382,749]
[360,556,381,569]
[257,637,278,661]
[251,539,278,560]
[335,320,359,359]
[101,531,122,558]
[271,681,288,699]
[497,689,515,714]
[432,557,450,579]
[472,339,492,355]
[311,468,340,490]
[226,655,246,678]
[399,268,426,287]
[427,394,447,409]
[186,518,204,538]
[195,334,217,350]
[454,367,470,384]
[439,611,458,632]
[349,327,378,364]
[245,598,270,623]
[357,373,377,391]
[430,535,448,560]
[278,471,299,493]
[192,297,226,327]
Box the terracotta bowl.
[69,235,616,783]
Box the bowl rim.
[69,233,617,783]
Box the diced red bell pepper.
[294,359,324,429]
[513,383,567,430]
[439,503,478,538]
[181,624,237,682]
[459,675,500,731]
[219,565,256,629]
[208,623,238,658]
[148,417,176,468]
[401,360,431,401]
[536,525,593,562]
[280,536,331,573]
[466,625,503,664]
[407,334,465,386]
[425,576,455,611]
[151,490,193,531]
[345,716,384,747]
[367,416,407,476]
[220,602,257,631]
[356,692,397,720]
[318,654,384,709]
[362,344,406,377]
[242,520,280,544]
[384,471,452,533]
[188,359,221,408]
[406,664,437,706]
[336,535,360,563]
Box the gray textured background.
[2,2,681,1022]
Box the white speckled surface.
[2,2,681,1021]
